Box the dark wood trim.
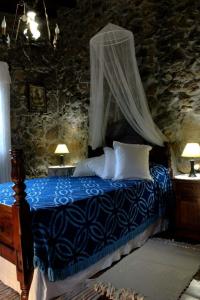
[10,149,33,300]
[0,150,33,300]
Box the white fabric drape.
[0,62,11,183]
[89,24,166,149]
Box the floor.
[0,234,200,300]
[181,271,200,300]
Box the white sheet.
[0,218,167,300]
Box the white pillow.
[102,147,115,179]
[113,141,152,181]
[73,158,96,177]
[87,155,105,177]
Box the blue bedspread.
[0,164,172,281]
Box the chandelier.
[0,1,60,48]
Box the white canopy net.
[0,61,11,183]
[89,23,166,149]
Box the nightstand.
[173,174,200,241]
[48,165,75,177]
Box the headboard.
[88,120,173,176]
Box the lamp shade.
[181,143,200,158]
[54,144,69,154]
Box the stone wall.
[0,0,200,176]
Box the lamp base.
[189,160,196,177]
[59,155,64,166]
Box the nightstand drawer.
[174,181,200,202]
[173,176,200,240]
[176,201,200,230]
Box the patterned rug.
[0,281,104,300]
[0,281,19,300]
[54,287,106,300]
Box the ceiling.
[0,0,76,17]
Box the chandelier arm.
[12,1,26,41]
[42,0,51,42]
[11,3,20,40]
[15,18,21,42]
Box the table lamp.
[181,143,200,177]
[54,144,69,166]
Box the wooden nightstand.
[48,165,75,177]
[173,174,200,241]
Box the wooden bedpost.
[10,149,33,300]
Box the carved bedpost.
[10,149,33,300]
[11,149,26,205]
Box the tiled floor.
[181,271,200,300]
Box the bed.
[0,140,173,300]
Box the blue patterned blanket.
[0,164,172,281]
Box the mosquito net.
[89,23,166,149]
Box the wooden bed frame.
[0,144,173,299]
[0,150,33,299]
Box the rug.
[87,238,200,300]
